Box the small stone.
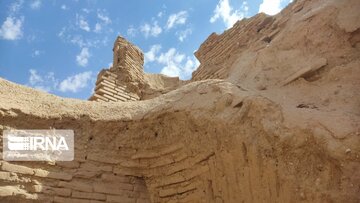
[345,148,351,154]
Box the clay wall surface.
[0,78,359,202]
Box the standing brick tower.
[89,36,144,102]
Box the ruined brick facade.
[89,36,143,102]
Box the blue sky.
[0,0,291,100]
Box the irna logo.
[7,136,69,151]
[3,129,74,161]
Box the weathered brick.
[136,198,151,203]
[56,161,80,169]
[182,164,209,181]
[1,162,34,175]
[0,185,37,199]
[0,171,11,180]
[176,182,197,194]
[72,191,106,200]
[74,170,98,179]
[59,180,92,192]
[34,169,73,180]
[79,162,112,172]
[93,181,133,195]
[113,167,142,177]
[156,173,185,187]
[87,152,119,164]
[32,185,43,192]
[54,196,91,203]
[159,188,177,197]
[106,194,136,203]
[90,200,105,203]
[52,187,72,197]
[48,172,71,183]
[32,185,71,197]
[48,187,71,197]
[102,94,117,102]
[149,157,174,168]
[113,94,128,102]
[0,186,18,196]
[101,173,131,183]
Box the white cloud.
[67,35,106,48]
[177,28,192,42]
[33,50,40,56]
[158,49,184,77]
[31,50,43,57]
[59,71,92,93]
[140,21,162,38]
[210,0,248,28]
[30,0,41,9]
[145,46,199,79]
[94,23,102,33]
[144,44,161,63]
[28,69,58,92]
[151,22,162,36]
[158,11,163,18]
[91,11,111,33]
[76,47,90,67]
[127,25,137,37]
[28,69,93,93]
[243,2,250,13]
[166,11,188,29]
[76,14,90,32]
[10,0,24,14]
[258,0,284,15]
[58,8,112,49]
[0,17,24,40]
[71,35,87,47]
[140,24,150,37]
[29,69,42,85]
[183,57,199,75]
[159,50,199,78]
[82,8,90,13]
[61,5,68,10]
[97,12,111,24]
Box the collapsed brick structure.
[89,37,142,102]
[89,36,186,102]
[0,0,359,202]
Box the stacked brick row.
[89,36,146,102]
[192,13,275,81]
[89,70,140,102]
[113,36,145,84]
[0,161,150,203]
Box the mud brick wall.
[192,14,275,81]
[113,36,145,84]
[89,69,139,102]
[0,155,150,202]
[89,36,145,102]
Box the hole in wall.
[233,101,243,108]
